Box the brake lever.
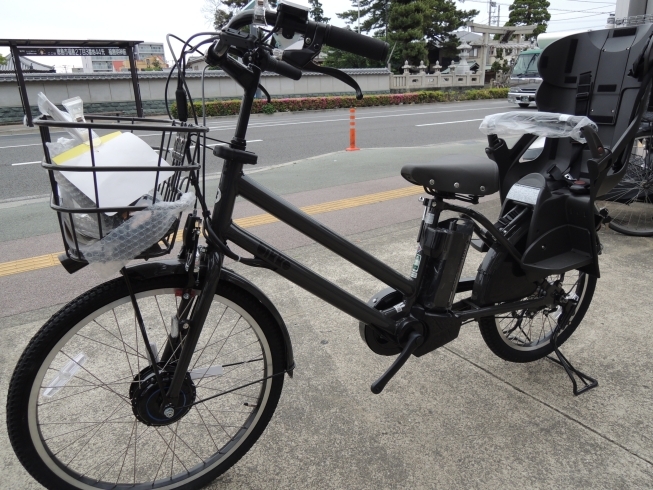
[258,83,271,103]
[304,61,363,100]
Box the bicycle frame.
[159,53,562,404]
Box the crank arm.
[371,331,424,394]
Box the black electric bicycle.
[7,5,653,489]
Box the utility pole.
[497,4,500,26]
[385,0,388,41]
[358,0,361,33]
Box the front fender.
[127,260,295,375]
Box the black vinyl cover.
[401,154,499,196]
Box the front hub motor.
[129,364,196,426]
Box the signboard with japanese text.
[16,47,128,57]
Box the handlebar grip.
[266,56,303,80]
[324,25,389,62]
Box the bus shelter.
[0,39,144,126]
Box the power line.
[548,6,614,13]
[548,12,612,22]
[547,24,608,32]
[552,11,613,18]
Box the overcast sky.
[2,0,617,72]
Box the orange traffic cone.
[346,107,360,151]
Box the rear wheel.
[478,270,596,363]
[597,126,653,236]
[7,275,286,489]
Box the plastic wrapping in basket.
[34,110,207,270]
[56,172,125,244]
[81,192,196,277]
[479,112,599,143]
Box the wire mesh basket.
[35,114,209,269]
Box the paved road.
[0,99,517,201]
[1,102,653,489]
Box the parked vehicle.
[507,30,592,109]
[507,48,542,108]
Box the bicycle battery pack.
[418,218,474,310]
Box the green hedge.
[172,88,509,118]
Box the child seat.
[403,24,653,280]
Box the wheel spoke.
[490,271,589,353]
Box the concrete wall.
[0,68,391,123]
[391,72,484,91]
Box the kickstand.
[546,322,598,396]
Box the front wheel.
[7,274,286,489]
[478,271,596,363]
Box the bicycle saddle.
[401,154,499,196]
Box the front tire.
[7,274,286,489]
[478,271,596,363]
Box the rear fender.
[127,260,295,375]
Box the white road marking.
[415,118,485,127]
[0,105,510,149]
[207,139,263,147]
[0,143,42,149]
[206,106,513,131]
[9,140,264,165]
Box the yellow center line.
[0,185,424,278]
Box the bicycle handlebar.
[224,10,389,63]
[263,53,303,80]
[322,25,388,62]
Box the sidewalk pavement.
[1,148,653,489]
[0,121,32,136]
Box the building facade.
[81,42,167,73]
[0,55,55,73]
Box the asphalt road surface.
[0,99,517,202]
[2,100,653,490]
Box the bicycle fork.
[124,235,225,418]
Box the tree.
[309,0,329,23]
[323,44,385,69]
[337,0,390,38]
[491,48,509,72]
[141,57,164,71]
[337,1,476,69]
[506,0,551,37]
[422,0,478,58]
[203,0,278,30]
[0,53,7,66]
[388,0,429,65]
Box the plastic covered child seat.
[525,25,653,197]
[479,24,653,278]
